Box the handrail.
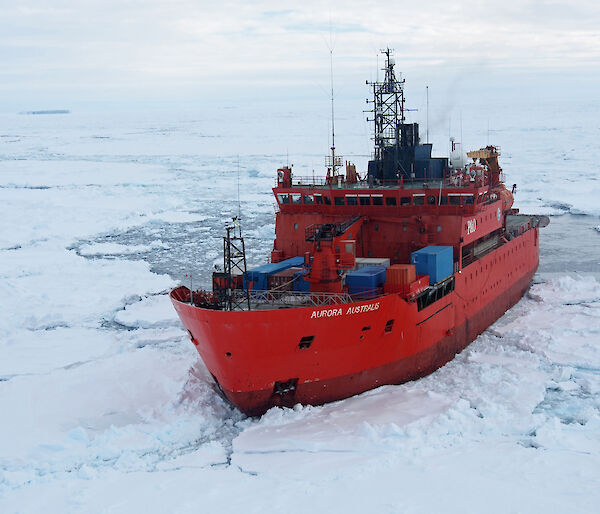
[277,175,490,190]
[244,289,355,307]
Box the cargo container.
[267,267,302,291]
[410,246,453,284]
[384,264,417,293]
[346,265,387,288]
[244,256,305,290]
[292,270,311,292]
[212,271,243,292]
[354,257,391,270]
[408,275,430,295]
[346,265,386,298]
[348,286,384,300]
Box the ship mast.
[365,47,426,183]
[326,47,342,179]
[223,218,250,311]
[330,47,336,172]
[366,48,405,162]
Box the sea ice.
[1,100,599,513]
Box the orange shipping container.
[386,264,416,287]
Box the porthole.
[299,335,314,350]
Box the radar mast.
[366,48,406,161]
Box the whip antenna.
[237,155,241,219]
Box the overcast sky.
[2,0,599,107]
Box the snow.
[1,99,600,512]
[113,294,181,329]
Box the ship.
[170,50,549,416]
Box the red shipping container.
[385,264,417,293]
[409,275,430,295]
[385,272,429,296]
[213,272,244,292]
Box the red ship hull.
[171,227,539,416]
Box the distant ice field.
[1,100,599,512]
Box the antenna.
[237,155,241,219]
[330,48,335,153]
[426,86,429,144]
[328,42,339,175]
[323,28,341,177]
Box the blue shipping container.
[348,285,384,300]
[293,270,311,292]
[245,256,305,290]
[410,246,453,284]
[346,265,387,289]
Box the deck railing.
[173,285,385,311]
[280,175,486,190]
[244,289,355,308]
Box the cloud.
[1,0,598,102]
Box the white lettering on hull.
[466,218,477,235]
[310,302,380,319]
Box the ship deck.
[172,286,382,312]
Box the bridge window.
[324,196,331,205]
[449,194,460,205]
[359,196,370,206]
[314,194,323,205]
[334,196,344,206]
[385,197,397,206]
[463,195,474,205]
[372,195,383,205]
[303,194,314,204]
[413,194,425,206]
[400,196,411,206]
[439,195,448,205]
[346,195,358,206]
[277,194,290,204]
[291,193,302,205]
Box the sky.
[1,0,599,108]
